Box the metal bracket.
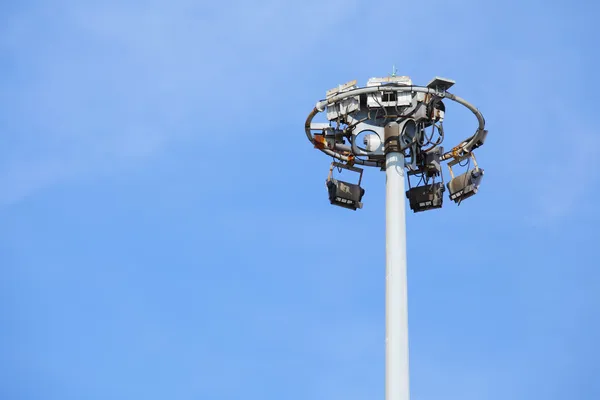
[447,152,479,179]
[328,162,364,185]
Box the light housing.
[326,179,365,210]
[447,168,484,203]
[446,152,484,204]
[406,183,445,213]
[325,162,365,210]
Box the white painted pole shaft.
[385,150,410,400]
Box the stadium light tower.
[304,74,487,400]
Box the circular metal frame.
[305,84,486,166]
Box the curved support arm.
[305,85,486,165]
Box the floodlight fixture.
[406,182,445,212]
[447,168,484,203]
[446,152,484,204]
[326,162,365,210]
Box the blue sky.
[1,0,599,399]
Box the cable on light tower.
[303,74,488,400]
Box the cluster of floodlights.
[304,75,487,211]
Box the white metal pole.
[385,122,410,400]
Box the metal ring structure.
[305,84,486,166]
